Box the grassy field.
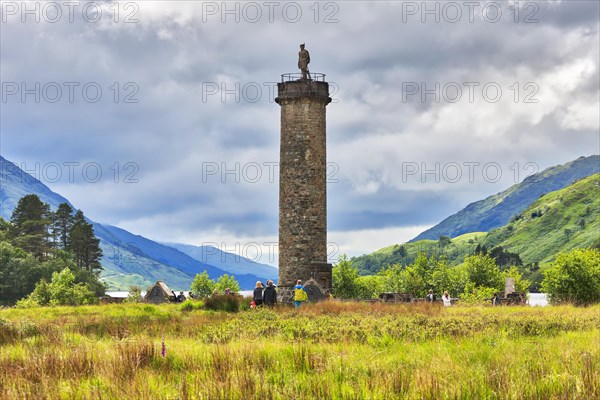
[1,302,599,399]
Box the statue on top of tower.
[298,43,310,80]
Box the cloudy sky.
[1,0,598,264]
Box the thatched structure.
[144,281,176,304]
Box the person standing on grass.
[253,281,264,307]
[263,280,277,307]
[492,293,501,306]
[293,279,308,308]
[442,291,452,307]
[426,289,435,303]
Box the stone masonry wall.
[276,80,332,293]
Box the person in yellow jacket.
[293,279,308,308]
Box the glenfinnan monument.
[275,44,332,303]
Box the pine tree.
[9,194,52,259]
[69,210,103,273]
[52,203,74,249]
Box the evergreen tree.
[0,240,67,304]
[69,210,103,273]
[9,194,52,259]
[52,203,74,249]
[489,246,523,270]
[438,235,452,248]
[474,244,488,255]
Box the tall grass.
[1,302,599,399]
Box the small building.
[100,291,128,304]
[144,281,176,304]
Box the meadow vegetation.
[1,301,598,399]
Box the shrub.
[18,268,98,307]
[15,297,40,309]
[179,300,203,312]
[204,294,241,312]
[125,286,143,303]
[460,282,496,304]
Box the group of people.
[253,279,334,309]
[252,279,278,307]
[427,290,453,307]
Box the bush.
[125,286,143,303]
[542,248,600,305]
[18,268,98,307]
[460,282,496,305]
[179,299,203,312]
[204,294,241,312]
[15,297,40,309]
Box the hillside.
[93,224,267,290]
[411,155,599,242]
[352,232,487,275]
[483,173,600,266]
[353,173,599,276]
[0,155,273,290]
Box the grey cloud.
[1,0,598,245]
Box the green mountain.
[483,173,600,266]
[411,155,599,242]
[353,172,600,276]
[1,155,275,290]
[352,232,486,275]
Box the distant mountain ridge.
[411,155,600,242]
[0,155,275,290]
[166,242,278,280]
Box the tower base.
[277,278,329,304]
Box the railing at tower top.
[281,72,327,82]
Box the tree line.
[0,194,105,305]
[333,247,600,305]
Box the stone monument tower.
[275,44,332,302]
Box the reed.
[1,302,598,399]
